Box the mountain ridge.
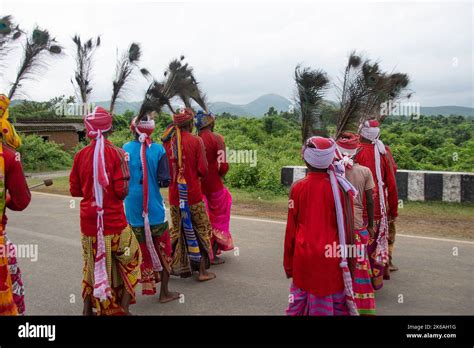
[11,94,474,117]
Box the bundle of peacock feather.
[294,64,330,143]
[0,15,22,67]
[137,56,207,122]
[109,42,149,115]
[8,27,62,100]
[71,35,101,104]
[334,51,411,139]
[173,60,208,113]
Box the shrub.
[18,135,73,172]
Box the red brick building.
[15,118,85,151]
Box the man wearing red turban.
[162,108,215,281]
[336,132,376,315]
[70,107,141,316]
[284,136,358,316]
[356,119,399,290]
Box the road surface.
[5,192,474,315]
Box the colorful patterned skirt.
[131,222,173,296]
[203,187,234,255]
[169,201,212,277]
[352,228,376,315]
[367,220,387,290]
[81,226,141,316]
[0,233,17,316]
[5,236,25,314]
[286,283,349,316]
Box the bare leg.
[197,256,216,282]
[83,295,93,316]
[211,242,225,265]
[120,291,132,315]
[159,270,180,303]
[211,247,226,265]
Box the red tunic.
[284,172,345,297]
[2,145,31,228]
[198,129,229,195]
[69,139,130,236]
[355,143,398,220]
[164,130,208,206]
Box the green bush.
[18,135,73,172]
[15,110,474,196]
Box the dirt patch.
[396,214,474,241]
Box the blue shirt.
[123,140,170,227]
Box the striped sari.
[286,283,349,316]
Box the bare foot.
[389,261,399,272]
[211,257,225,265]
[197,271,216,282]
[159,291,181,304]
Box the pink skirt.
[203,187,234,254]
[286,283,349,316]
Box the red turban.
[173,108,194,126]
[84,107,113,138]
[336,132,359,156]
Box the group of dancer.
[1,52,405,317]
[284,54,406,316]
[0,92,234,315]
[284,120,399,316]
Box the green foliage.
[18,134,72,171]
[16,108,474,194]
[9,95,76,120]
[381,115,473,171]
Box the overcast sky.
[1,0,472,107]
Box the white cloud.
[1,0,472,107]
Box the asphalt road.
[5,192,474,315]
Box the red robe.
[164,130,208,206]
[198,129,229,195]
[355,143,398,220]
[284,172,347,297]
[69,139,130,236]
[1,144,31,228]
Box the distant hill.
[210,94,292,117]
[97,93,293,117]
[419,106,474,117]
[10,96,474,118]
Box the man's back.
[69,139,129,236]
[123,140,168,227]
[198,129,229,194]
[164,130,207,206]
[345,163,375,229]
[355,143,398,219]
[284,172,344,296]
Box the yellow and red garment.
[0,143,17,315]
